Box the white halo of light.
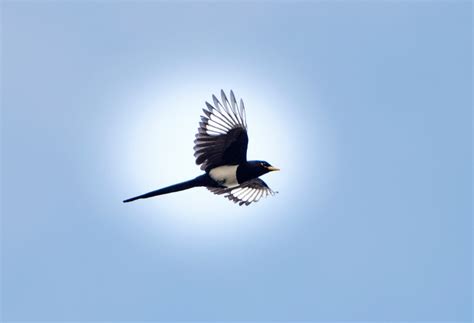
[105,63,332,246]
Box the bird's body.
[123,90,279,206]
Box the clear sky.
[1,1,472,321]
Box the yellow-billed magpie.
[123,90,279,206]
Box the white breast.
[209,165,239,188]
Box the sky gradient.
[1,1,472,321]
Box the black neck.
[236,162,264,183]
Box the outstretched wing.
[208,178,277,206]
[194,90,248,172]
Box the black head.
[246,160,280,177]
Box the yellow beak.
[267,166,280,172]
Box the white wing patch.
[208,178,277,206]
[201,90,247,136]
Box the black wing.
[208,178,277,206]
[194,90,248,172]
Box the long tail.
[123,175,208,203]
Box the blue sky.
[1,1,472,321]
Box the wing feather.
[207,178,277,206]
[194,90,248,171]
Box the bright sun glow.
[105,63,330,245]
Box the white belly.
[209,165,239,188]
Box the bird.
[123,90,279,206]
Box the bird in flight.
[123,90,279,206]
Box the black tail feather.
[123,175,208,203]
